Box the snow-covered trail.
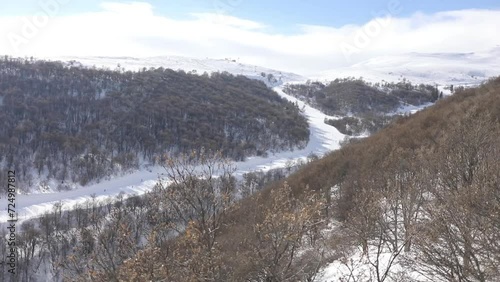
[0,85,345,223]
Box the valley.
[0,54,498,282]
[0,81,345,223]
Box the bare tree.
[415,111,500,282]
[245,182,325,281]
[128,149,238,281]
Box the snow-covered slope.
[51,55,305,86]
[52,47,500,88]
[316,48,500,86]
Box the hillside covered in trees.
[3,75,498,281]
[0,57,309,188]
[284,78,441,135]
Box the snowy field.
[315,48,500,86]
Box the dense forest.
[2,77,498,281]
[0,57,309,188]
[284,78,441,135]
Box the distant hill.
[316,48,500,86]
[284,77,439,135]
[0,57,309,187]
[51,55,306,86]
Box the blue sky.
[156,0,500,32]
[2,0,499,31]
[1,1,499,74]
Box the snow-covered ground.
[315,246,430,282]
[50,55,306,85]
[315,48,500,86]
[0,84,345,223]
[390,101,435,116]
[51,47,500,87]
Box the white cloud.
[0,1,499,75]
[190,13,265,30]
[99,1,154,15]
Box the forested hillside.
[284,78,440,135]
[0,57,308,188]
[3,76,498,281]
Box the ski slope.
[0,84,345,223]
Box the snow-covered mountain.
[51,47,500,88]
[316,47,500,86]
[51,55,306,86]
